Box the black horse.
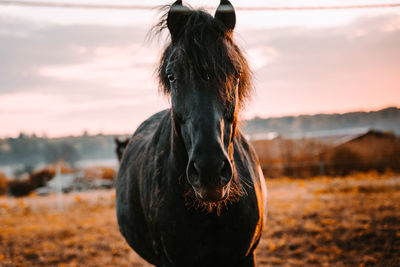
[114,137,130,162]
[116,1,267,266]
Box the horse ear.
[167,0,190,42]
[214,0,236,32]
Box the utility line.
[1,0,400,11]
[239,3,400,11]
[0,1,154,10]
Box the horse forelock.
[154,7,252,110]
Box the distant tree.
[43,142,80,166]
[7,134,41,166]
[60,142,80,166]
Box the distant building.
[245,132,278,141]
[319,130,400,176]
[250,129,400,177]
[288,127,371,146]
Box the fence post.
[56,164,63,211]
[319,161,325,176]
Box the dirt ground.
[1,172,399,266]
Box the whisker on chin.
[182,171,245,216]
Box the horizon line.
[1,105,398,139]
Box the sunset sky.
[1,0,400,137]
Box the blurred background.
[0,0,399,266]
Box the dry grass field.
[0,172,399,266]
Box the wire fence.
[258,157,400,178]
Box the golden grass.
[0,174,399,266]
[84,167,116,180]
[0,172,7,195]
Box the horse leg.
[235,253,256,267]
[159,259,175,267]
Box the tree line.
[0,132,123,169]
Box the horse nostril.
[193,162,200,175]
[220,159,232,186]
[187,158,232,188]
[187,160,200,187]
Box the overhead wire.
[1,0,400,11]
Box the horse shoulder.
[116,109,171,266]
[234,132,268,253]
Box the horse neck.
[168,117,189,175]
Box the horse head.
[159,0,251,203]
[115,137,129,162]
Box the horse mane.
[153,5,252,109]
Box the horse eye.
[167,74,176,83]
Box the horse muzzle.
[186,156,233,202]
[193,182,231,202]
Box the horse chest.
[153,198,260,266]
